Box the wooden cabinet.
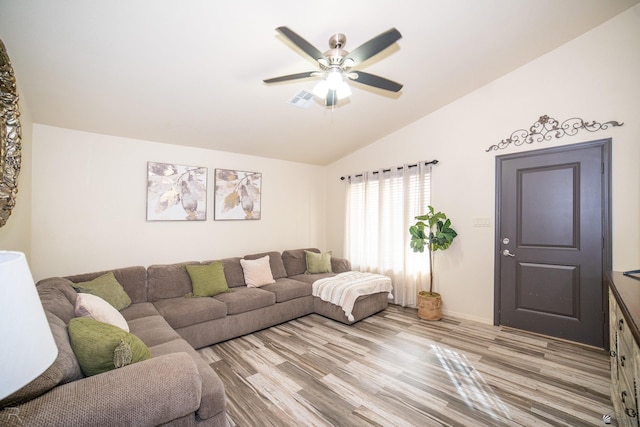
[608,272,640,427]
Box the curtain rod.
[339,160,439,181]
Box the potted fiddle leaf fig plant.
[409,205,458,320]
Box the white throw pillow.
[240,255,275,287]
[75,292,130,332]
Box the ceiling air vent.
[288,90,315,108]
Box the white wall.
[30,125,327,281]
[326,5,640,324]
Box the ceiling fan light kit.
[312,70,351,101]
[264,26,403,108]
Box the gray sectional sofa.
[0,248,390,426]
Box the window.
[344,163,431,306]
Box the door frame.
[493,139,612,347]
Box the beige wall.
[30,125,327,281]
[0,84,32,256]
[326,5,640,323]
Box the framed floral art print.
[214,168,261,220]
[147,162,207,221]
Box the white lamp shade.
[326,69,343,90]
[312,77,352,101]
[312,79,329,99]
[0,251,58,400]
[335,80,352,99]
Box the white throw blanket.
[312,271,393,321]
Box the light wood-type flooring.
[197,305,613,426]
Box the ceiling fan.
[263,26,403,107]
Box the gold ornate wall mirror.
[0,38,22,228]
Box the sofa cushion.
[240,255,276,287]
[66,266,147,304]
[288,272,337,285]
[153,297,227,330]
[186,261,230,297]
[75,292,129,331]
[72,272,132,311]
[127,314,183,348]
[213,287,276,315]
[36,278,78,324]
[331,256,352,273]
[120,302,161,322]
[219,257,245,288]
[305,250,333,274]
[244,251,287,279]
[282,248,320,277]
[260,278,312,303]
[68,317,151,377]
[150,340,226,420]
[147,262,199,301]
[0,313,83,408]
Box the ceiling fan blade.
[263,71,318,84]
[326,90,337,107]
[347,28,402,66]
[276,26,325,62]
[351,71,403,92]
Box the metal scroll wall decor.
[0,39,22,228]
[485,114,623,152]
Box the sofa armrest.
[1,352,202,427]
[331,256,352,273]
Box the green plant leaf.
[409,207,457,253]
[409,205,458,293]
[410,234,426,252]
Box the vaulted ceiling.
[1,0,637,165]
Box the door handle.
[502,249,515,257]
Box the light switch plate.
[473,218,492,227]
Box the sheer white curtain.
[344,163,431,307]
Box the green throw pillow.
[305,250,332,274]
[186,261,230,297]
[68,317,151,377]
[73,272,132,311]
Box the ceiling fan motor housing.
[324,33,349,67]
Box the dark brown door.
[495,140,611,348]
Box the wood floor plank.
[199,305,613,426]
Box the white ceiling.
[1,0,638,165]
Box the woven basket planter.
[417,292,442,321]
